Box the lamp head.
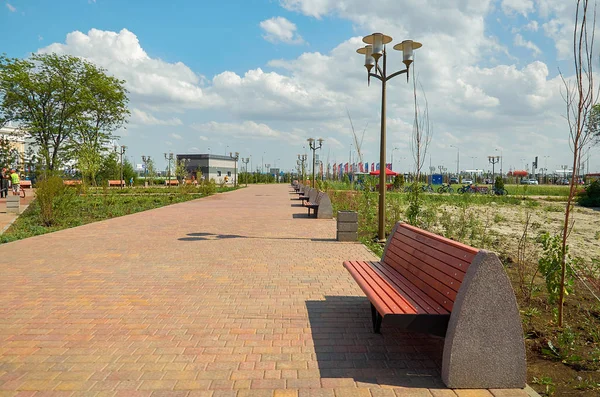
[317,138,324,147]
[363,33,392,62]
[392,39,422,68]
[356,45,375,73]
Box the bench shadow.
[292,213,313,219]
[306,296,445,388]
[178,233,335,243]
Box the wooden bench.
[20,180,32,189]
[343,222,526,389]
[303,190,333,219]
[298,186,311,202]
[63,180,82,186]
[165,179,179,186]
[108,180,125,187]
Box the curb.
[0,204,28,235]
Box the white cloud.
[514,33,542,56]
[259,17,305,44]
[38,29,219,109]
[523,20,539,31]
[501,0,534,17]
[169,133,183,140]
[130,108,182,126]
[6,2,16,12]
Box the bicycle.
[421,184,434,193]
[489,187,508,196]
[437,183,455,194]
[11,185,25,198]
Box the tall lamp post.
[450,144,459,177]
[357,33,421,242]
[495,148,503,178]
[241,157,249,186]
[141,155,150,185]
[230,152,239,187]
[488,156,500,181]
[164,152,173,187]
[297,154,307,183]
[307,138,324,188]
[115,145,126,189]
[391,147,399,171]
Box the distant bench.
[165,179,179,186]
[343,222,526,389]
[63,180,82,186]
[108,180,125,187]
[20,180,32,189]
[304,188,332,219]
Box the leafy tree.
[97,152,120,184]
[145,157,157,185]
[78,144,103,186]
[175,160,188,183]
[122,159,136,186]
[0,53,129,172]
[0,136,18,169]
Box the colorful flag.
[386,163,392,170]
[371,163,374,172]
[376,163,380,171]
[344,163,348,173]
[359,163,364,173]
[333,163,337,175]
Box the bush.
[35,176,76,226]
[578,180,600,207]
[494,176,505,191]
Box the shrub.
[494,176,504,191]
[35,176,76,226]
[578,180,600,207]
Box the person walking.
[10,169,20,195]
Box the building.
[176,154,238,185]
[0,124,27,170]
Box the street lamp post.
[164,152,173,187]
[495,148,503,177]
[241,157,249,187]
[141,155,150,185]
[488,156,500,182]
[115,145,126,189]
[450,145,459,176]
[230,152,239,187]
[307,138,324,188]
[357,33,421,242]
[297,154,307,183]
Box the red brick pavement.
[0,185,529,397]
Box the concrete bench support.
[442,250,526,389]
[6,195,20,214]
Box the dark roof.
[176,153,236,161]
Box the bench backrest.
[108,180,125,186]
[382,222,479,313]
[20,180,32,187]
[308,189,318,203]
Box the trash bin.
[337,211,358,241]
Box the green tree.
[0,53,129,172]
[0,136,18,169]
[146,157,157,185]
[175,160,188,183]
[97,152,119,184]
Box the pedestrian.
[10,169,20,196]
[129,176,134,187]
[0,168,7,198]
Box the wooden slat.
[351,261,419,315]
[370,262,449,314]
[384,250,456,312]
[391,232,472,275]
[343,261,395,316]
[399,223,479,256]
[387,238,464,289]
[344,261,418,315]
[397,226,477,262]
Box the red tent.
[370,168,398,176]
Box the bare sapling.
[558,0,598,326]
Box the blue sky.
[1,0,598,174]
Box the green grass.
[0,188,235,244]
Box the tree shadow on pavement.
[305,296,446,388]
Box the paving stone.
[0,185,528,396]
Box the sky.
[1,0,599,174]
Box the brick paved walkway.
[0,185,528,397]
